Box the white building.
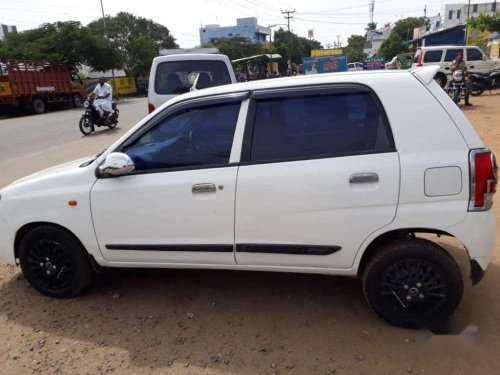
[363,24,393,57]
[444,2,498,29]
[0,24,17,39]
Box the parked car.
[147,53,236,114]
[412,45,500,87]
[347,62,364,71]
[0,66,496,328]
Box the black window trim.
[240,83,396,165]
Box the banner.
[303,54,347,74]
[311,48,344,57]
[363,57,386,70]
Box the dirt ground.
[0,94,499,375]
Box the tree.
[391,17,427,42]
[345,34,366,63]
[468,13,500,32]
[378,33,406,60]
[87,12,177,75]
[206,37,263,61]
[0,21,121,73]
[366,22,377,31]
[272,29,322,70]
[127,35,157,77]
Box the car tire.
[32,98,46,114]
[19,225,94,298]
[362,238,463,329]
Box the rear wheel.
[32,98,46,114]
[19,226,94,298]
[79,116,93,136]
[362,238,463,328]
[469,85,484,96]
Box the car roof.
[418,45,477,51]
[152,54,230,62]
[163,69,411,107]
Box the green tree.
[127,35,158,77]
[345,34,366,63]
[272,29,322,70]
[378,33,406,60]
[0,21,121,72]
[366,22,377,31]
[87,12,177,74]
[206,37,263,60]
[391,17,427,42]
[468,13,500,32]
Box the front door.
[91,99,243,264]
[235,87,400,269]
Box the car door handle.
[192,183,216,193]
[349,173,379,184]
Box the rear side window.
[445,48,464,62]
[423,50,443,63]
[249,91,394,162]
[467,48,483,61]
[155,60,232,95]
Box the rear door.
[234,86,400,269]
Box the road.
[0,98,148,187]
[0,95,499,375]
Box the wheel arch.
[14,221,101,272]
[356,227,475,281]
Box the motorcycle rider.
[89,77,114,117]
[450,53,472,106]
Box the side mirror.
[98,152,135,177]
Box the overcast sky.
[0,0,477,46]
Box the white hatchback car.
[0,66,496,328]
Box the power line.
[0,0,97,11]
[0,6,97,18]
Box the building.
[443,2,498,29]
[363,24,392,57]
[403,25,466,50]
[0,24,17,39]
[199,17,271,45]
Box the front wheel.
[18,226,94,298]
[79,116,93,136]
[363,238,463,328]
[453,89,460,104]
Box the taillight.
[469,149,498,211]
[148,103,155,113]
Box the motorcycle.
[468,69,500,96]
[446,69,468,104]
[79,98,119,136]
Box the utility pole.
[465,0,471,44]
[424,4,427,18]
[369,0,375,25]
[336,35,341,48]
[99,0,118,100]
[281,9,295,32]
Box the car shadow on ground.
[80,126,121,138]
[0,239,497,373]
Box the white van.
[147,54,236,113]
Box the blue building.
[200,17,271,45]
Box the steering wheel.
[188,129,210,152]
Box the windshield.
[155,60,232,95]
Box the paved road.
[0,98,148,187]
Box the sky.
[0,0,480,47]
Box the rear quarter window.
[155,60,232,95]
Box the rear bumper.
[447,210,495,281]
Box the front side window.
[249,92,393,162]
[467,48,483,61]
[124,102,240,171]
[423,50,443,63]
[155,60,232,95]
[444,48,463,62]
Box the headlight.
[83,101,90,108]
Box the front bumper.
[0,215,16,265]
